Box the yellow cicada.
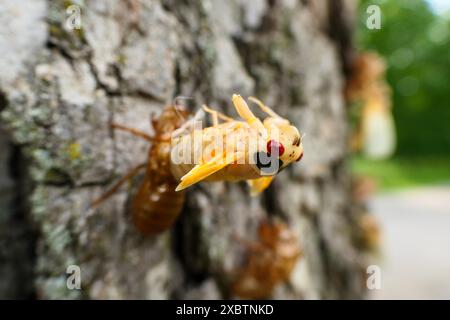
[171,94,304,194]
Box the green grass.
[350,156,450,190]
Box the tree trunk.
[0,0,370,299]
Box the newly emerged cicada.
[91,95,304,234]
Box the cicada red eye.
[267,140,285,156]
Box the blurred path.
[368,185,450,299]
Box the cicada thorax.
[131,105,189,235]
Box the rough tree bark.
[0,0,371,299]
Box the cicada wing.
[175,151,244,191]
[247,176,275,196]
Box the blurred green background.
[352,0,450,189]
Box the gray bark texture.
[0,0,372,299]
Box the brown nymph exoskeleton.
[91,104,190,234]
[231,220,302,299]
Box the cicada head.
[261,117,304,172]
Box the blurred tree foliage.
[357,0,450,155]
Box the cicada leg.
[247,176,275,196]
[111,123,154,142]
[248,96,282,119]
[231,94,265,134]
[202,104,234,126]
[171,108,205,139]
[90,163,146,209]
